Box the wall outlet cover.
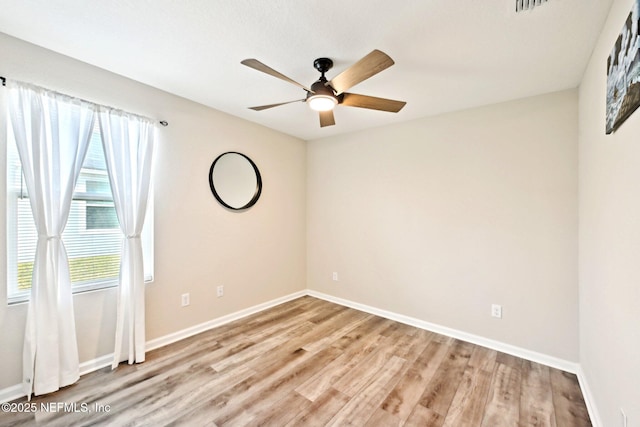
[491,304,502,318]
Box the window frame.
[6,124,154,305]
[77,169,120,233]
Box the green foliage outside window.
[17,254,121,290]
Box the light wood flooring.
[1,296,591,426]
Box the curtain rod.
[0,75,168,127]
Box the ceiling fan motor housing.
[308,78,337,98]
[308,57,339,104]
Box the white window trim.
[6,132,154,306]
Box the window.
[6,122,154,303]
[83,178,119,231]
[86,202,119,230]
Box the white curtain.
[7,81,95,397]
[98,108,155,369]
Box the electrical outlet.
[491,304,502,318]
[332,272,338,281]
[217,285,224,297]
[181,293,190,307]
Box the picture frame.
[606,0,640,134]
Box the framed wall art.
[606,0,640,134]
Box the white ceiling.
[0,0,613,141]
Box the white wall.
[3,7,636,421]
[579,0,640,425]
[0,33,307,390]
[307,90,579,362]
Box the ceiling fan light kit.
[308,95,337,111]
[307,57,339,111]
[241,49,406,127]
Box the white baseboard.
[307,290,580,374]
[0,290,306,403]
[0,384,24,405]
[145,290,307,352]
[577,366,602,427]
[2,288,597,422]
[0,354,118,403]
[310,291,609,424]
[79,353,114,376]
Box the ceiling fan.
[241,50,406,128]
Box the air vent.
[516,0,548,12]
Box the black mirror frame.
[208,151,262,211]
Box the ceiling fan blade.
[319,110,335,127]
[241,59,312,92]
[329,50,395,95]
[249,99,306,111]
[341,93,406,113]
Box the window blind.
[7,123,153,302]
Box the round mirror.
[209,152,262,210]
